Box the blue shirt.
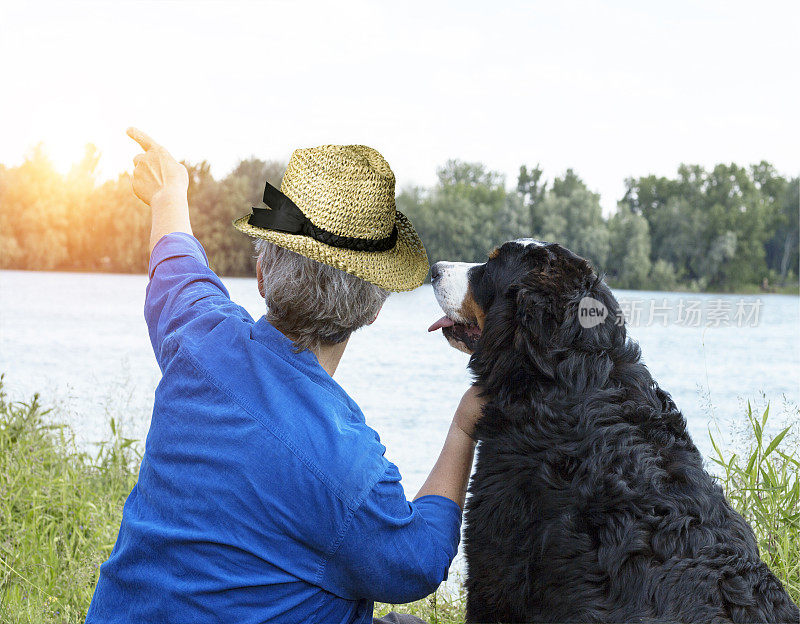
[85,232,461,624]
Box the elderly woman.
[85,129,484,624]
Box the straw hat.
[233,145,429,292]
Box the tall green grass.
[710,402,800,601]
[0,379,797,623]
[0,378,140,623]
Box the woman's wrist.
[151,188,189,213]
[452,385,486,440]
[414,415,477,507]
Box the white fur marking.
[514,238,546,247]
[431,261,478,324]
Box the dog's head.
[429,239,624,377]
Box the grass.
[374,580,467,624]
[0,378,140,623]
[0,379,797,623]
[710,402,800,601]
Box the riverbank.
[0,381,797,623]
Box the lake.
[1,270,798,578]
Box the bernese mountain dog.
[428,239,799,624]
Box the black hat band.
[248,181,398,253]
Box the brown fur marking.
[456,283,487,330]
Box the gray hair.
[254,239,390,352]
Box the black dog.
[429,239,799,623]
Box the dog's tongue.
[428,316,455,332]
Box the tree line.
[1,144,797,292]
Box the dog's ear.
[511,284,561,378]
[515,285,560,339]
[565,275,625,352]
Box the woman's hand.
[127,127,189,209]
[127,127,193,252]
[452,385,487,440]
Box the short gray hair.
[254,239,390,352]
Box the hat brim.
[232,210,430,292]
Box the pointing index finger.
[126,126,157,151]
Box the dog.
[428,239,799,624]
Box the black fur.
[461,241,799,623]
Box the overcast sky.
[2,0,798,213]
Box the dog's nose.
[430,262,442,282]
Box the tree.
[0,149,795,295]
[773,178,800,284]
[398,160,527,264]
[607,206,651,289]
[623,162,788,290]
[0,144,69,270]
[229,157,285,206]
[517,164,546,234]
[755,162,799,285]
[536,170,610,270]
[185,158,275,277]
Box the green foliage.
[398,161,514,263]
[606,206,651,289]
[623,162,797,291]
[516,163,547,234]
[185,158,284,277]
[763,174,800,286]
[537,170,610,269]
[402,160,796,293]
[648,259,681,292]
[0,377,140,623]
[375,579,467,624]
[710,403,800,603]
[0,146,796,293]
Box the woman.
[85,129,483,624]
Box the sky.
[1,0,798,213]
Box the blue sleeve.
[144,232,253,371]
[319,462,462,604]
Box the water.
[1,270,799,578]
